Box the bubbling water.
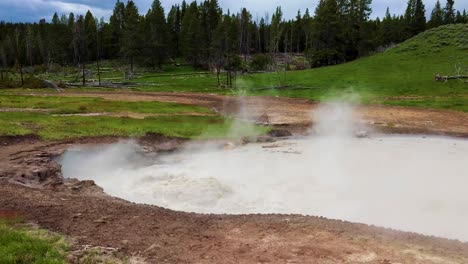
[60,135,468,241]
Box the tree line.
[0,0,466,76]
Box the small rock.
[355,130,368,138]
[73,213,82,218]
[93,216,109,224]
[257,136,275,143]
[256,113,270,124]
[262,144,281,149]
[241,136,258,144]
[223,142,236,150]
[268,129,292,138]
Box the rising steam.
[60,103,468,241]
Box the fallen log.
[252,85,321,91]
[435,74,468,82]
[65,81,142,88]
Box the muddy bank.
[1,134,468,263]
[0,134,185,189]
[3,180,468,264]
[60,136,468,241]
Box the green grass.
[6,25,468,99]
[133,73,220,92]
[130,24,468,111]
[0,112,269,140]
[117,24,468,111]
[4,25,466,114]
[0,220,68,264]
[0,94,213,115]
[381,97,468,112]
[239,24,468,109]
[0,90,269,140]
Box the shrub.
[23,76,47,89]
[250,54,272,71]
[226,55,243,71]
[33,65,48,73]
[0,75,48,89]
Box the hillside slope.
[245,24,468,111]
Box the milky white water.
[60,136,468,241]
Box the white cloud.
[0,0,112,21]
[1,0,467,22]
[47,0,111,18]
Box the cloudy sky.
[1,0,467,23]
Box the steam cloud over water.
[60,103,468,241]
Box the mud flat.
[1,134,468,263]
[60,135,468,242]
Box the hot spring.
[60,135,468,241]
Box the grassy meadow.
[7,24,466,100]
[64,24,466,110]
[242,24,468,108]
[0,24,466,140]
[0,112,268,140]
[0,220,68,264]
[0,94,213,115]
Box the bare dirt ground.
[28,90,468,137]
[2,135,468,264]
[2,91,468,263]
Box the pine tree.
[210,14,228,86]
[429,0,444,28]
[0,40,6,75]
[444,0,456,24]
[269,7,283,55]
[205,0,221,49]
[3,0,467,74]
[225,13,241,87]
[109,0,125,58]
[74,15,87,85]
[293,11,303,52]
[145,0,168,68]
[239,8,251,60]
[404,0,415,37]
[348,0,373,58]
[413,0,426,34]
[181,0,188,19]
[49,13,61,64]
[121,0,141,72]
[181,1,202,66]
[37,19,51,67]
[98,18,113,60]
[96,17,106,85]
[455,11,463,23]
[258,17,267,53]
[379,7,393,46]
[13,27,27,85]
[24,25,34,66]
[84,10,97,62]
[302,9,313,51]
[167,5,182,59]
[404,0,425,36]
[198,0,221,64]
[309,0,342,66]
[67,13,78,64]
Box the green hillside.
[243,24,468,111]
